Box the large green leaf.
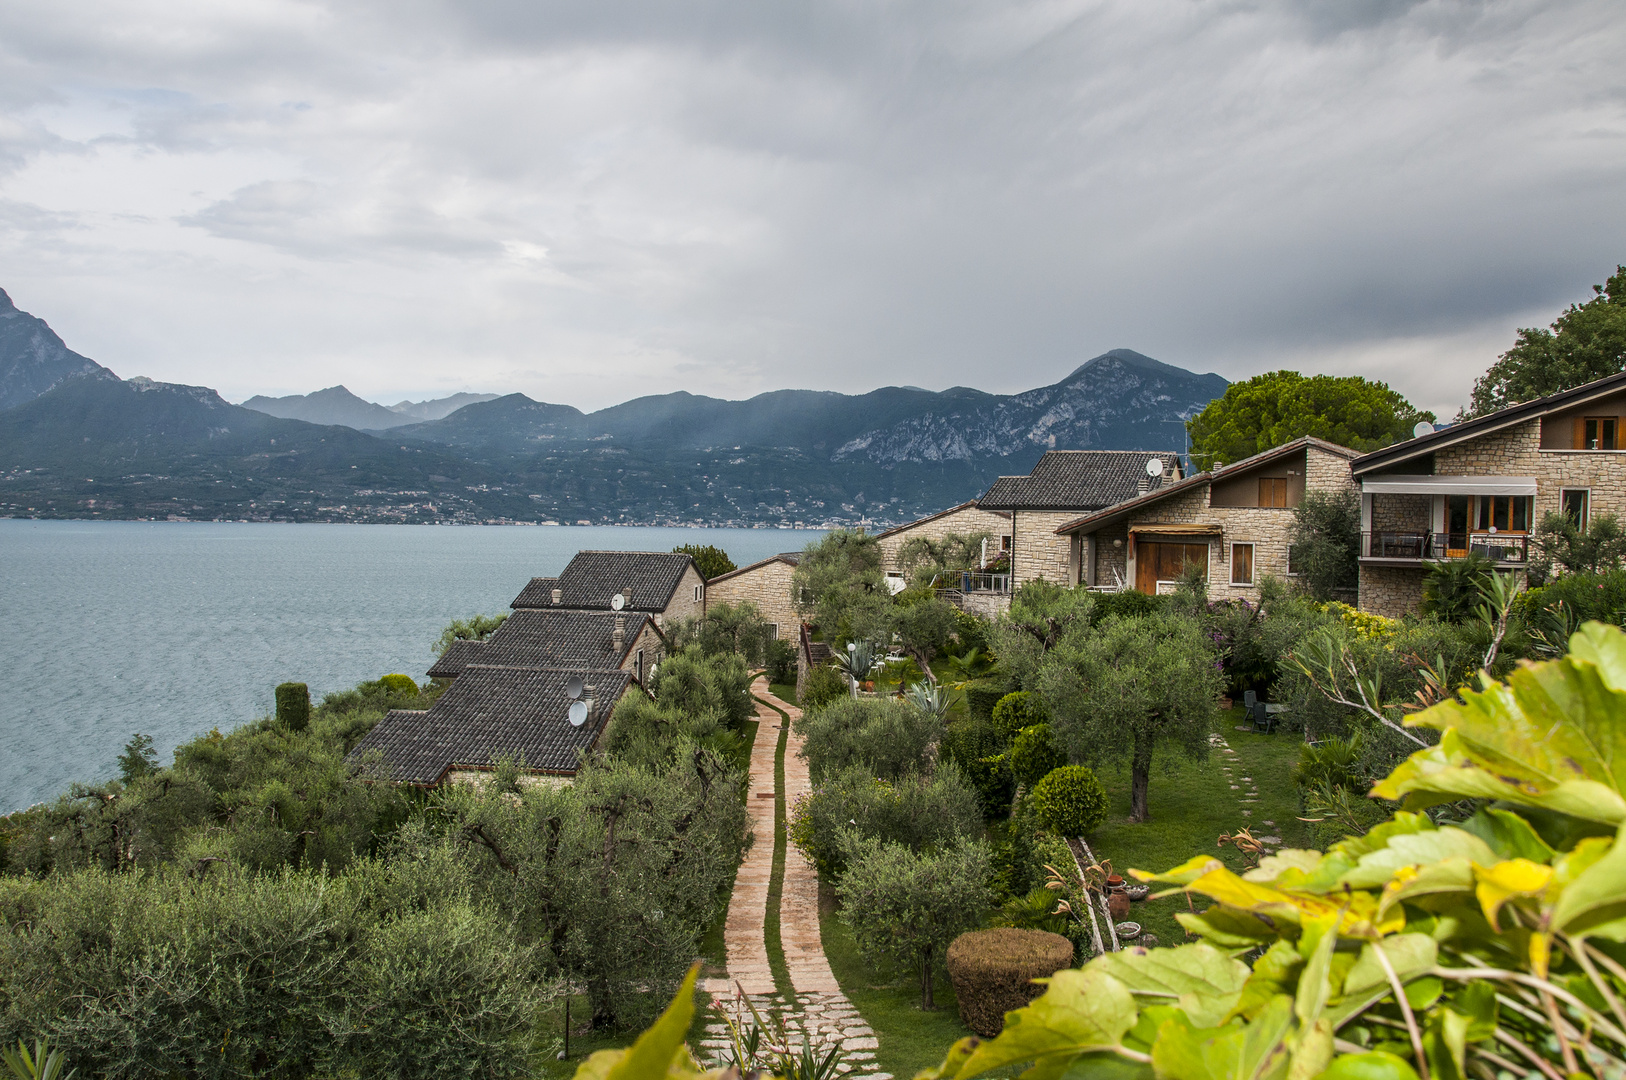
[1178,907,1282,948]
[572,964,709,1079]
[1151,994,1294,1080]
[1088,944,1251,1028]
[1457,808,1557,864]
[1552,825,1626,939]
[951,967,1140,1080]
[1230,941,1303,1023]
[1374,623,1626,824]
[1294,913,1340,1027]
[1337,828,1497,890]
[1341,935,1437,998]
[1316,1050,1420,1080]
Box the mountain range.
[0,287,1227,525]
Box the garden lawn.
[820,709,1315,1079]
[1086,707,1313,947]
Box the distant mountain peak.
[0,288,117,412]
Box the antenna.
[1413,420,1434,439]
[565,675,584,700]
[567,700,588,727]
[610,593,626,611]
[1145,457,1165,479]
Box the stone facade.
[1070,442,1359,601]
[662,564,708,626]
[1357,417,1626,613]
[1014,510,1087,586]
[705,556,801,641]
[875,503,1012,575]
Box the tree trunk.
[1130,728,1153,823]
[921,944,937,1010]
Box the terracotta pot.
[1105,875,1124,889]
[1108,891,1132,920]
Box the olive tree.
[1038,612,1222,822]
[835,836,993,1010]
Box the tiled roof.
[511,551,693,611]
[977,451,1184,511]
[426,609,654,679]
[1052,436,1359,535]
[347,665,635,783]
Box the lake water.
[0,520,824,813]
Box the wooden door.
[1135,541,1210,593]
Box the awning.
[1360,475,1538,496]
[1129,524,1223,536]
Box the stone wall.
[1436,419,1626,524]
[1358,564,1428,618]
[660,565,708,627]
[877,505,1013,574]
[1013,510,1086,586]
[705,558,801,641]
[1371,493,1431,532]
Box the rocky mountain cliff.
[0,289,117,411]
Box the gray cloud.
[0,0,1621,414]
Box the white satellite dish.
[568,700,588,727]
[1145,457,1165,478]
[565,675,584,699]
[1413,420,1435,438]
[610,593,626,611]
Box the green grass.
[814,709,1315,1079]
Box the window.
[1258,478,1288,508]
[1562,489,1591,529]
[1001,535,1012,551]
[1586,417,1619,450]
[1477,495,1532,532]
[1230,543,1255,586]
[694,584,703,602]
[636,649,644,683]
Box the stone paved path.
[697,679,889,1078]
[1212,733,1282,852]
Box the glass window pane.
[1607,419,1618,451]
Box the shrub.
[1288,488,1361,600]
[275,682,310,732]
[1293,733,1365,791]
[1028,765,1108,837]
[1421,553,1493,622]
[795,696,940,784]
[798,664,846,711]
[765,638,797,685]
[941,718,1015,818]
[378,673,417,696]
[649,646,753,728]
[1092,589,1163,621]
[990,691,1048,738]
[945,928,1073,1038]
[672,543,735,580]
[432,613,507,658]
[1008,724,1066,790]
[788,764,982,879]
[835,837,994,1009]
[964,680,1007,724]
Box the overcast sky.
[1,1,1622,415]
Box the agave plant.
[905,680,950,720]
[2,1040,74,1080]
[832,640,882,695]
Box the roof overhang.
[1129,524,1223,536]
[1360,475,1537,496]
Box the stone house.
[1353,371,1626,617]
[1053,437,1360,598]
[872,501,1013,593]
[511,550,706,627]
[703,552,803,641]
[977,450,1186,589]
[348,665,642,787]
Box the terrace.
[1359,474,1536,566]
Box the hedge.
[945,927,1073,1037]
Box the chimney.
[612,615,626,651]
[1137,476,1150,496]
[551,587,562,605]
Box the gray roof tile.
[512,551,693,611]
[977,450,1183,511]
[427,609,654,679]
[348,665,634,783]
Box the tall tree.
[672,543,736,580]
[1466,265,1626,417]
[1186,371,1433,468]
[792,529,888,642]
[1038,612,1222,823]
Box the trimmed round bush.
[1029,765,1108,837]
[964,681,1007,724]
[275,682,310,732]
[379,673,418,696]
[991,691,1049,738]
[1009,724,1066,789]
[946,927,1074,1037]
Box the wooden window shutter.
[1576,417,1587,449]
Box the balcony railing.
[1361,531,1528,563]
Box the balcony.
[1361,531,1528,564]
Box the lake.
[0,520,824,813]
